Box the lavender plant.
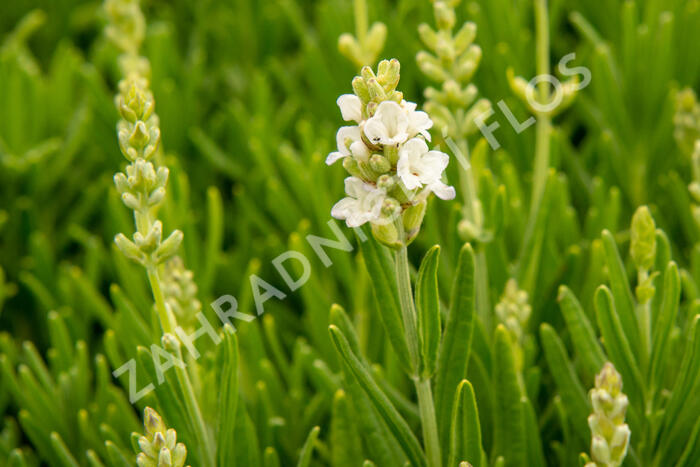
[1,0,700,466]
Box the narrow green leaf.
[594,286,644,409]
[601,230,641,355]
[329,325,426,467]
[357,228,413,374]
[217,325,239,466]
[297,426,320,467]
[493,325,526,467]
[331,390,364,467]
[522,398,545,467]
[435,243,476,453]
[557,285,606,379]
[540,323,590,442]
[104,441,131,467]
[658,316,700,463]
[650,262,680,391]
[49,432,79,467]
[447,380,482,467]
[416,245,441,378]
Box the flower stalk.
[105,2,214,465]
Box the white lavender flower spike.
[327,58,455,247]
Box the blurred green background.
[1,0,699,465]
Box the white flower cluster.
[586,363,630,467]
[327,59,455,245]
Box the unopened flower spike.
[136,407,189,467]
[106,0,182,272]
[328,58,456,248]
[338,0,387,68]
[583,363,631,467]
[161,257,201,331]
[417,0,491,140]
[506,66,579,118]
[673,88,700,156]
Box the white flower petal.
[430,181,456,200]
[326,151,345,165]
[336,126,362,155]
[400,138,429,158]
[364,101,410,146]
[331,197,355,220]
[363,118,388,145]
[344,176,367,198]
[337,94,363,122]
[349,141,370,161]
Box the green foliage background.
[1,0,699,466]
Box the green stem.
[416,378,442,467]
[522,0,552,257]
[394,242,441,467]
[531,0,551,212]
[148,267,215,467]
[394,245,421,372]
[354,0,368,45]
[637,269,651,374]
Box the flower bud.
[418,23,438,49]
[381,197,402,218]
[366,78,386,101]
[114,172,129,194]
[376,174,396,191]
[377,58,400,92]
[137,407,187,467]
[365,22,387,59]
[352,76,370,103]
[342,156,364,179]
[155,229,184,264]
[417,51,447,83]
[338,33,363,68]
[434,1,456,30]
[403,201,427,243]
[630,205,656,272]
[129,121,150,149]
[115,233,145,264]
[454,22,477,53]
[148,187,166,206]
[371,220,402,249]
[369,154,391,174]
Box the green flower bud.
[371,220,402,249]
[376,174,396,191]
[381,197,402,218]
[434,1,457,30]
[342,156,364,179]
[495,279,531,344]
[630,206,656,272]
[352,76,370,103]
[453,22,477,53]
[360,65,376,81]
[365,23,388,59]
[417,51,447,83]
[115,233,145,264]
[338,33,363,68]
[155,229,184,264]
[418,23,438,50]
[369,154,391,174]
[366,78,386,101]
[377,58,400,92]
[403,201,427,243]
